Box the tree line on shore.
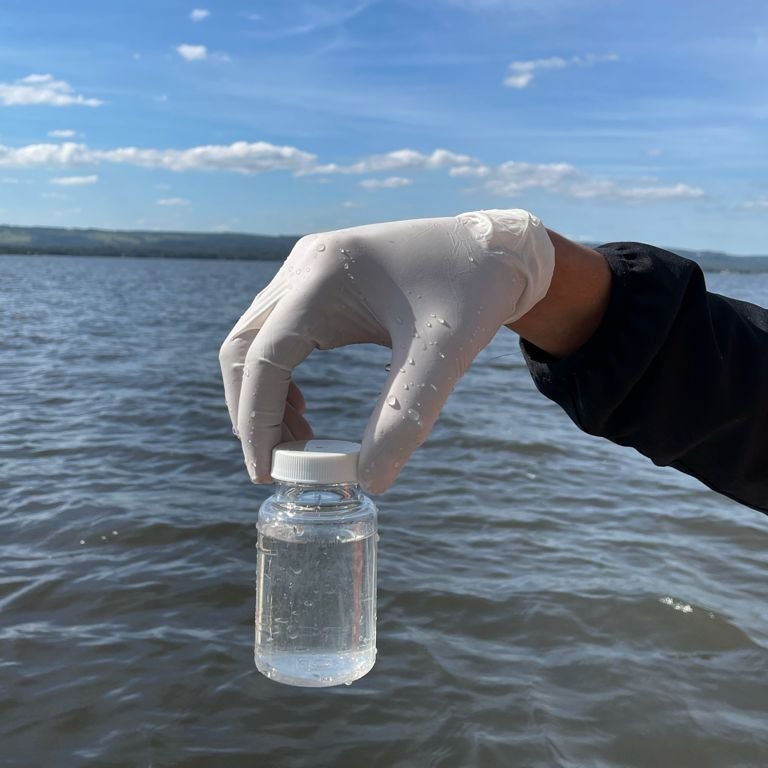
[1,223,767,272]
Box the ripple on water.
[1,257,767,766]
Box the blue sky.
[1,0,767,254]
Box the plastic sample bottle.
[255,439,378,687]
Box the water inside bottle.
[255,530,377,687]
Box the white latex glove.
[220,208,554,493]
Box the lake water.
[1,254,767,767]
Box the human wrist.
[506,230,611,358]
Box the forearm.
[506,230,612,358]
[515,239,768,515]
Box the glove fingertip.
[358,436,404,495]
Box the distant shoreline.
[0,224,301,262]
[2,224,768,272]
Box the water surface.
[1,255,767,767]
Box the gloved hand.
[219,208,555,493]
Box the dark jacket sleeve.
[520,242,768,515]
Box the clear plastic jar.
[255,439,378,687]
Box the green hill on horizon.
[2,223,768,272]
[0,223,300,261]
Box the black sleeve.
[520,242,768,515]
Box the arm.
[516,240,768,515]
[508,230,612,357]
[220,211,768,513]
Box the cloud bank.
[0,139,705,202]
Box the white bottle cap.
[271,439,361,485]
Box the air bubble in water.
[384,363,391,372]
[250,410,256,418]
[430,313,436,318]
[407,357,415,365]
[343,262,349,270]
[316,242,326,252]
[438,318,447,325]
[439,352,446,358]
[387,395,399,407]
[426,321,432,328]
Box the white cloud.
[646,147,663,158]
[342,200,361,208]
[481,160,704,200]
[484,161,577,194]
[0,74,103,107]
[41,191,70,199]
[175,44,229,62]
[0,142,93,166]
[449,164,491,177]
[176,44,208,61]
[615,183,704,201]
[360,176,413,190]
[504,57,566,88]
[503,53,618,89]
[244,12,262,21]
[744,198,768,209]
[100,141,315,173]
[157,197,191,206]
[190,8,210,22]
[1,176,19,183]
[50,174,98,186]
[309,148,474,175]
[0,140,318,175]
[49,129,78,138]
